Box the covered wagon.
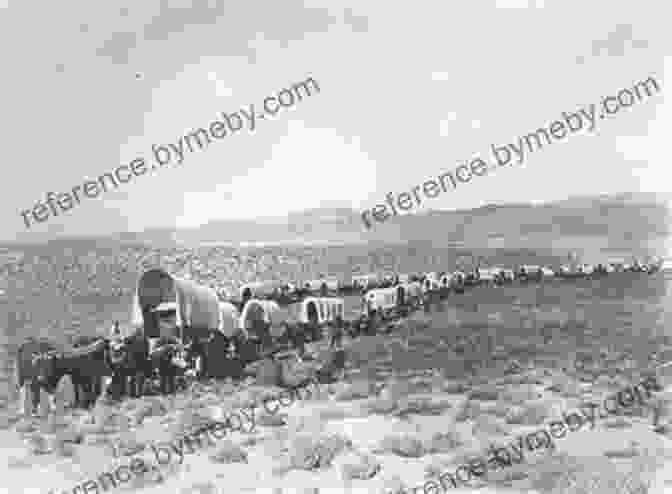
[516,265,542,282]
[438,273,452,289]
[499,269,515,283]
[218,301,243,338]
[351,274,380,291]
[581,264,596,275]
[239,280,287,300]
[237,299,294,361]
[360,287,402,332]
[397,273,411,284]
[555,264,585,279]
[131,268,221,342]
[300,278,337,295]
[239,299,282,338]
[422,272,440,293]
[477,267,499,286]
[131,268,225,379]
[286,297,346,342]
[294,297,345,325]
[395,281,423,311]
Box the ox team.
[15,259,664,416]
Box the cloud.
[439,120,451,137]
[96,30,138,65]
[616,60,669,193]
[494,0,530,9]
[176,120,377,226]
[431,71,450,82]
[206,71,233,98]
[493,0,545,9]
[93,0,338,67]
[343,7,369,33]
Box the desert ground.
[1,242,672,494]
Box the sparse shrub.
[209,441,248,464]
[382,476,411,494]
[366,397,398,415]
[25,434,53,455]
[603,418,632,429]
[334,380,377,401]
[55,427,83,445]
[317,406,356,422]
[472,414,511,437]
[505,402,549,425]
[395,397,452,418]
[288,434,351,470]
[257,411,287,427]
[440,380,470,394]
[338,451,381,480]
[376,435,425,458]
[134,398,168,424]
[500,384,543,404]
[424,430,463,453]
[468,386,500,401]
[455,400,481,422]
[484,401,511,418]
[527,453,651,494]
[180,482,219,494]
[56,441,77,457]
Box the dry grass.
[527,453,651,494]
[287,434,351,470]
[375,435,426,458]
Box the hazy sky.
[1,0,669,240]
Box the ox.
[108,330,150,400]
[239,280,288,302]
[198,301,243,379]
[147,337,185,395]
[15,338,58,416]
[32,337,113,411]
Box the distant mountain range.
[8,192,671,255]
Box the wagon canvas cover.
[131,268,220,340]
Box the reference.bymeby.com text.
[361,74,661,230]
[19,76,320,230]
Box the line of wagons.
[237,259,663,300]
[15,258,663,416]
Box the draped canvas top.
[131,268,221,340]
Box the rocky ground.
[3,311,672,494]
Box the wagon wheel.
[370,311,382,333]
[307,324,319,342]
[347,319,360,338]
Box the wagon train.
[13,257,664,415]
